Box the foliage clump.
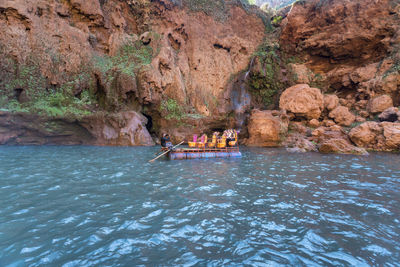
[160,99,185,120]
[247,41,286,107]
[0,56,95,118]
[94,40,154,82]
[93,38,158,110]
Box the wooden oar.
[149,141,185,163]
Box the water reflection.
[0,146,399,266]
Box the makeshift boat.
[150,130,241,162]
[167,146,241,160]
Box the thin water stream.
[0,146,399,266]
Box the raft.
[167,146,241,160]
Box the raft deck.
[168,146,241,160]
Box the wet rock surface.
[0,111,154,146]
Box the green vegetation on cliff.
[93,38,159,111]
[247,41,286,107]
[180,0,272,29]
[94,41,154,82]
[0,55,95,118]
[161,99,185,120]
[0,38,158,118]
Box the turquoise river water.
[0,146,399,266]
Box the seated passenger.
[188,134,198,148]
[197,134,208,148]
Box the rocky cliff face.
[1,0,400,153]
[0,0,265,145]
[246,0,400,153]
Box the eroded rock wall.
[0,0,265,145]
[247,0,400,153]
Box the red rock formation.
[349,121,400,151]
[312,126,367,155]
[246,109,289,147]
[0,0,265,145]
[0,111,153,146]
[280,0,400,107]
[279,84,324,119]
[328,106,355,127]
[367,95,394,114]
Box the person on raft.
[224,129,236,146]
[161,133,173,149]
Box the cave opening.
[13,88,23,102]
[142,113,153,133]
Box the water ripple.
[0,146,399,265]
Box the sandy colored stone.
[382,122,400,149]
[283,133,317,153]
[279,84,324,119]
[322,120,336,127]
[311,127,325,137]
[324,94,339,111]
[349,63,379,84]
[308,119,320,128]
[355,116,366,123]
[328,106,356,126]
[359,110,370,118]
[310,125,366,154]
[349,122,382,148]
[289,122,308,134]
[368,95,394,114]
[319,138,367,155]
[246,110,289,147]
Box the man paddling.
[160,133,173,150]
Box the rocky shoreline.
[0,0,399,154]
[245,84,400,154]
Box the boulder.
[319,138,367,155]
[289,122,308,134]
[349,63,378,84]
[284,133,317,153]
[311,125,366,155]
[328,106,356,126]
[82,111,154,146]
[308,119,320,128]
[70,0,104,20]
[382,122,400,149]
[349,121,400,151]
[324,94,339,111]
[322,120,336,127]
[355,116,366,123]
[359,110,370,118]
[367,95,393,114]
[378,107,400,122]
[279,84,324,119]
[349,122,381,149]
[246,110,289,147]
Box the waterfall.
[231,57,255,128]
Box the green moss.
[161,99,185,120]
[248,42,285,107]
[94,40,154,82]
[272,16,283,25]
[181,0,266,24]
[0,56,96,118]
